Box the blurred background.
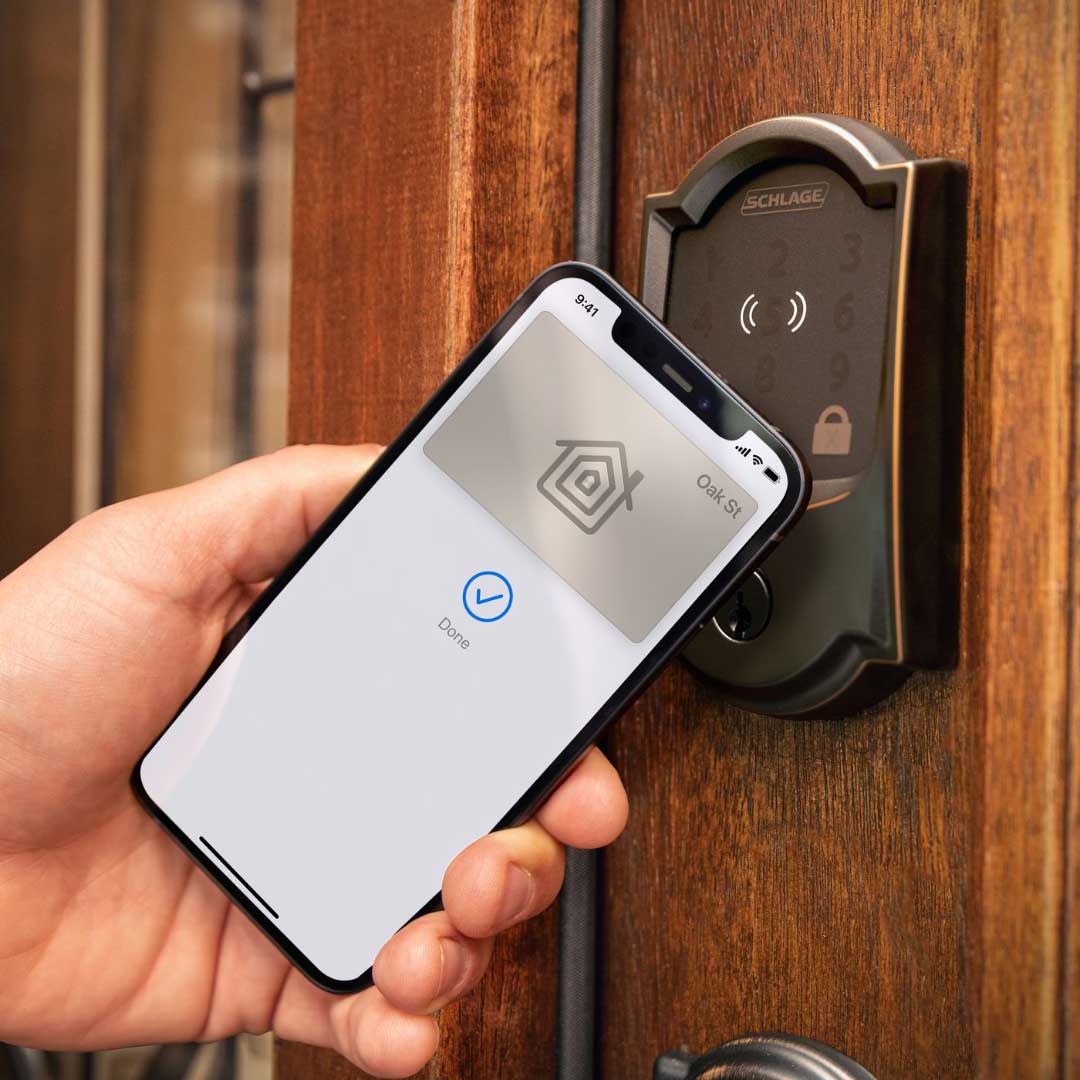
[1,0,295,577]
[1,0,295,1075]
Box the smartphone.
[134,263,808,992]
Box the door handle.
[654,1032,877,1080]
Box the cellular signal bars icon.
[735,445,751,457]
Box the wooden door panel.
[279,2,577,1077]
[602,2,1077,1078]
[281,2,1078,1078]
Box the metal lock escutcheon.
[812,404,853,456]
[641,115,966,717]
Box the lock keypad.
[667,161,895,486]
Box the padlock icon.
[812,404,853,455]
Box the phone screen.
[137,271,797,987]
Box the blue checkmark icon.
[463,571,513,623]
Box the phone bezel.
[131,261,809,993]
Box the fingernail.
[497,863,534,927]
[438,937,468,999]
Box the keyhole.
[713,570,772,644]
[726,590,754,641]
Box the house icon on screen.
[537,438,644,535]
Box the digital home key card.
[639,115,967,716]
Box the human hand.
[0,445,628,1077]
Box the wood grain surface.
[0,2,78,574]
[279,2,577,1077]
[601,2,1078,1078]
[283,2,1078,1077]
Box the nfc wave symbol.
[739,291,808,335]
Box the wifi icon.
[752,453,764,467]
[735,445,751,457]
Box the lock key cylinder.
[639,115,966,717]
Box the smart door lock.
[640,115,966,717]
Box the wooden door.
[279,2,1078,1078]
[277,2,577,1077]
[602,4,1077,1077]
